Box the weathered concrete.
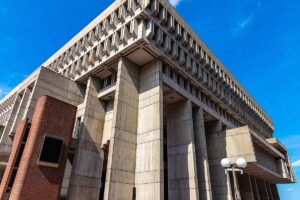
[205,120,233,200]
[135,60,164,200]
[167,100,199,200]
[68,76,105,200]
[0,0,295,199]
[192,107,212,200]
[104,58,139,200]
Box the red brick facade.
[0,119,29,199]
[0,96,76,200]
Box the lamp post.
[221,158,247,200]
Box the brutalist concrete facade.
[0,0,295,199]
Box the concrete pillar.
[9,88,32,136]
[135,60,164,199]
[266,181,274,200]
[60,157,73,199]
[192,107,212,200]
[0,126,4,142]
[238,174,255,200]
[250,176,261,200]
[256,179,269,200]
[167,100,199,200]
[104,58,139,200]
[270,184,280,200]
[68,76,106,200]
[205,120,233,200]
[0,94,21,154]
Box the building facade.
[0,0,295,199]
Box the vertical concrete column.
[238,174,255,200]
[270,184,280,200]
[250,176,261,200]
[266,181,274,200]
[135,60,164,200]
[0,126,3,140]
[192,107,212,200]
[167,100,199,200]
[68,76,106,200]
[9,88,32,136]
[104,58,139,200]
[256,179,269,200]
[0,94,21,153]
[205,120,233,200]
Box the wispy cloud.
[169,0,182,7]
[257,2,262,8]
[233,14,255,37]
[292,159,300,167]
[0,84,11,99]
[284,188,295,192]
[281,135,300,151]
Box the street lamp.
[221,157,247,200]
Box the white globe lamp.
[236,158,247,169]
[221,158,231,168]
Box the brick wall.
[1,96,76,200]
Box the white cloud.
[233,14,255,37]
[239,15,253,29]
[284,188,295,192]
[292,159,300,167]
[169,0,182,7]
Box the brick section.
[0,119,29,199]
[9,96,76,200]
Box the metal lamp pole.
[221,158,247,200]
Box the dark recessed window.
[38,135,64,168]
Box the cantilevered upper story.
[0,1,295,199]
[4,0,273,138]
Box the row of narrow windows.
[162,64,241,128]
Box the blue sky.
[0,0,299,198]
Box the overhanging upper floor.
[15,0,271,139]
[225,126,295,184]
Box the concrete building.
[0,0,295,199]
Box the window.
[38,135,64,168]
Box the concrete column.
[167,100,199,200]
[135,60,164,200]
[0,126,3,141]
[266,181,274,200]
[9,88,32,136]
[238,174,255,200]
[104,58,139,200]
[0,94,21,154]
[68,76,106,200]
[192,107,212,200]
[250,176,261,200]
[256,179,269,200]
[270,184,280,200]
[205,120,233,200]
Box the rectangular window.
[38,135,64,168]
